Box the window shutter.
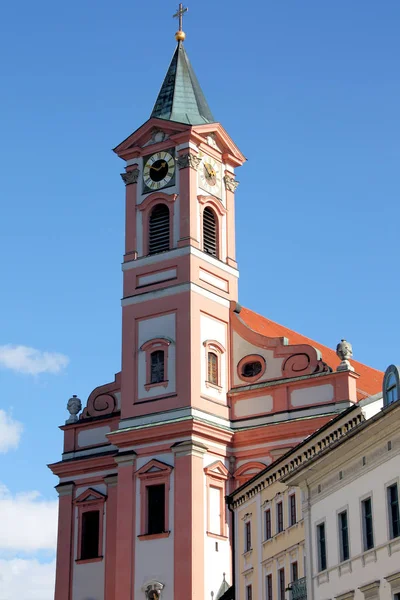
[208,352,218,385]
[203,207,218,257]
[149,204,170,255]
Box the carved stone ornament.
[121,168,140,185]
[66,395,82,424]
[224,174,239,192]
[142,581,164,600]
[177,153,202,170]
[336,339,355,372]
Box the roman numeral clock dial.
[143,150,176,192]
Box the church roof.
[150,41,215,125]
[240,307,383,400]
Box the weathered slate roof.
[151,41,215,125]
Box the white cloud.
[0,485,58,552]
[0,558,55,600]
[0,410,23,453]
[0,345,69,375]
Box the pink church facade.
[49,25,382,600]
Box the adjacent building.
[48,11,383,600]
[284,365,400,600]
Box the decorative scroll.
[81,393,117,419]
[224,175,239,192]
[314,360,333,374]
[121,168,140,185]
[177,153,201,170]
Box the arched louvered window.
[150,350,165,384]
[203,207,218,257]
[207,352,218,385]
[149,204,170,255]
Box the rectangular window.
[147,484,165,535]
[291,561,298,582]
[245,521,252,552]
[266,574,273,600]
[388,484,400,539]
[317,522,327,571]
[264,508,272,540]
[338,510,350,562]
[81,510,100,560]
[278,568,285,600]
[277,502,284,533]
[150,350,165,384]
[362,497,374,550]
[289,494,297,526]
[246,584,253,600]
[209,486,222,535]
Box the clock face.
[143,150,175,191]
[199,155,222,197]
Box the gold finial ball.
[175,30,186,41]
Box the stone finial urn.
[336,339,354,372]
[66,395,82,424]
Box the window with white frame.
[289,493,297,526]
[266,573,272,600]
[387,483,400,539]
[277,501,283,533]
[245,521,252,552]
[338,510,350,562]
[264,508,272,540]
[278,567,285,600]
[361,497,374,551]
[317,522,327,571]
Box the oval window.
[242,361,262,378]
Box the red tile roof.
[240,306,383,399]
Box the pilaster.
[115,453,136,600]
[121,165,139,260]
[172,440,208,600]
[54,482,74,600]
[104,474,118,600]
[177,150,201,248]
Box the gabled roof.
[150,41,215,125]
[240,307,383,399]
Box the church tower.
[50,6,377,600]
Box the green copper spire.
[150,41,215,125]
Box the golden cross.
[173,3,188,32]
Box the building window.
[266,574,273,600]
[150,350,165,384]
[289,494,297,526]
[362,497,374,550]
[264,509,272,540]
[203,206,218,256]
[245,521,252,552]
[141,338,171,392]
[317,522,327,571]
[208,352,218,385]
[137,459,172,539]
[338,510,350,562]
[278,568,285,600]
[291,561,298,582]
[387,484,400,539]
[149,203,170,255]
[147,484,165,535]
[204,460,229,539]
[81,510,100,560]
[237,354,266,383]
[277,502,283,533]
[246,585,253,600]
[383,365,400,407]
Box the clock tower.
[50,6,376,600]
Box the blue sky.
[0,1,399,597]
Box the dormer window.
[203,207,218,257]
[383,365,400,407]
[237,355,266,383]
[149,204,170,255]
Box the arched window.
[149,204,170,255]
[208,352,218,385]
[383,365,400,407]
[203,207,218,257]
[151,350,165,384]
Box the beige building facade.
[284,366,400,600]
[229,406,369,600]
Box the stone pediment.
[74,487,107,505]
[136,459,173,477]
[204,460,229,480]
